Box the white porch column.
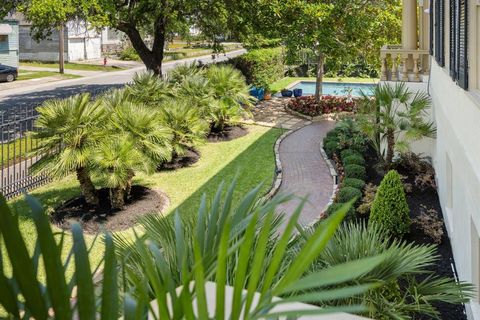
[402,0,418,50]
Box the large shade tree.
[263,0,401,101]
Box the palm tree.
[125,71,173,106]
[157,99,209,158]
[295,221,474,319]
[358,82,436,167]
[92,134,153,209]
[30,93,104,206]
[167,63,205,85]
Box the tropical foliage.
[296,221,474,319]
[358,82,436,166]
[0,184,386,319]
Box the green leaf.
[101,233,119,320]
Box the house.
[100,27,125,53]
[381,0,480,319]
[0,19,19,68]
[18,18,102,62]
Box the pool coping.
[285,79,379,90]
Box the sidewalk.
[19,66,102,77]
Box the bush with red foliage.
[287,95,358,116]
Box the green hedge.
[342,178,366,190]
[326,203,355,218]
[337,187,362,205]
[344,164,366,180]
[340,149,362,161]
[229,47,285,89]
[370,170,411,237]
[343,154,366,166]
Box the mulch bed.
[364,153,467,320]
[207,125,248,142]
[51,186,169,234]
[160,149,200,170]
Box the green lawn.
[20,61,123,72]
[6,125,283,279]
[270,76,380,92]
[17,70,81,81]
[1,136,38,166]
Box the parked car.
[0,64,18,82]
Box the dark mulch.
[160,149,200,170]
[207,125,248,142]
[51,186,169,234]
[364,152,467,320]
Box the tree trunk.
[76,167,99,206]
[117,21,166,76]
[385,128,395,166]
[58,24,65,74]
[315,53,325,103]
[124,170,135,200]
[110,188,125,210]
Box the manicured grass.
[20,61,123,72]
[17,70,80,81]
[6,125,283,279]
[270,76,379,92]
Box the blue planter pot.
[257,88,265,100]
[293,88,303,97]
[250,87,259,97]
[281,90,293,97]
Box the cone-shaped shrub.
[370,170,411,236]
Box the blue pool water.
[289,81,376,97]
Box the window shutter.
[435,0,446,66]
[449,0,457,79]
[430,0,434,55]
[458,0,468,89]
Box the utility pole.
[59,24,65,74]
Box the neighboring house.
[100,27,125,53]
[18,18,102,62]
[381,0,480,319]
[0,19,19,68]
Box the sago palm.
[358,82,436,167]
[157,99,209,158]
[30,93,104,206]
[295,221,474,319]
[92,134,154,209]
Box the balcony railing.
[380,45,430,82]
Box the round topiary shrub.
[370,170,411,237]
[342,154,366,166]
[337,186,362,205]
[326,128,341,140]
[324,139,339,158]
[340,149,362,161]
[325,202,355,218]
[344,164,366,180]
[342,178,366,190]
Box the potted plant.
[281,88,293,97]
[293,88,303,97]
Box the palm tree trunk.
[315,53,325,103]
[386,129,395,166]
[110,188,125,210]
[125,170,135,200]
[76,167,99,206]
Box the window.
[0,35,7,43]
[449,0,469,89]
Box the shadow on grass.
[168,126,283,219]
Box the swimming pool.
[289,81,376,97]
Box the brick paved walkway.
[276,120,336,228]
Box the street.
[0,49,246,119]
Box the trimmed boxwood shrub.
[326,202,355,218]
[370,170,411,237]
[323,139,339,158]
[337,186,362,205]
[344,164,366,180]
[343,154,366,166]
[340,149,362,161]
[342,178,366,190]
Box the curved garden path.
[276,120,336,227]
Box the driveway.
[0,49,246,120]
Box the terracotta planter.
[264,92,272,100]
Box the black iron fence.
[0,107,49,199]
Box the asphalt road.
[0,49,246,120]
